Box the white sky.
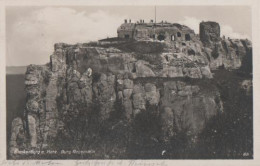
[6,6,252,66]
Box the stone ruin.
[117,19,195,42]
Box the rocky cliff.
[9,21,252,159]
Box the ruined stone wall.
[200,21,221,46]
[117,23,135,39]
[118,23,196,42]
[133,24,196,42]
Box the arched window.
[157,34,165,41]
[177,32,181,37]
[185,34,191,41]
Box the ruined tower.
[199,21,220,45]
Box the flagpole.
[155,6,156,25]
[154,6,157,40]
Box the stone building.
[117,19,196,42]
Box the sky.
[6,6,252,66]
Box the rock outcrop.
[160,81,222,142]
[8,21,252,159]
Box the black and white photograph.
[1,1,259,164]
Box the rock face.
[93,73,116,120]
[160,81,222,142]
[9,21,252,158]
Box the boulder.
[123,99,133,120]
[144,83,156,92]
[133,93,146,110]
[133,84,145,94]
[200,66,213,78]
[135,60,155,77]
[26,100,39,113]
[167,67,184,77]
[123,89,133,99]
[28,115,37,147]
[10,118,24,150]
[184,67,202,78]
[123,79,134,89]
[146,91,160,105]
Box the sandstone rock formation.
[8,21,252,159]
